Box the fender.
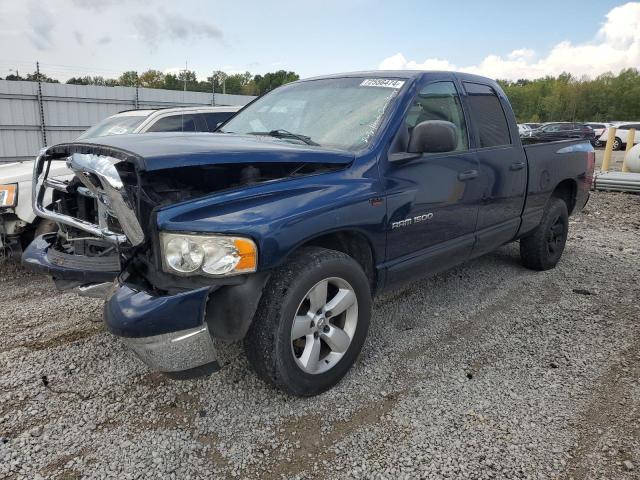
[155,170,386,271]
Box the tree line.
[1,69,300,96]
[3,67,639,121]
[498,68,640,123]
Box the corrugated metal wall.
[0,80,255,163]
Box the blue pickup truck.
[24,71,594,396]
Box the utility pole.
[35,61,47,147]
[211,70,216,106]
[183,61,187,92]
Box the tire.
[612,137,623,151]
[520,197,569,271]
[244,247,372,396]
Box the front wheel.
[244,247,371,396]
[519,197,569,271]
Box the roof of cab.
[300,70,496,83]
[115,105,242,116]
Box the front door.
[381,79,482,284]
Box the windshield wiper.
[248,129,319,146]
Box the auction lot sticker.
[360,79,405,88]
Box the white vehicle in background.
[0,105,242,256]
[0,160,69,257]
[77,105,242,139]
[517,124,532,136]
[585,122,612,147]
[598,122,640,150]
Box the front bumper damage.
[105,284,217,373]
[25,147,270,376]
[103,272,269,373]
[22,233,119,295]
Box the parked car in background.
[585,122,612,147]
[524,122,595,144]
[523,123,542,130]
[25,71,594,395]
[0,106,242,256]
[77,105,242,140]
[597,122,640,150]
[0,161,69,256]
[517,124,532,136]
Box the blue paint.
[25,71,593,342]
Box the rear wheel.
[520,197,569,271]
[244,247,371,396]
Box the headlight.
[160,232,257,277]
[0,184,17,208]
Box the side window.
[203,112,235,132]
[618,125,630,130]
[146,114,197,133]
[404,81,468,151]
[463,82,511,147]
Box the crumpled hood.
[45,132,355,171]
[0,160,71,184]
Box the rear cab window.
[463,82,511,148]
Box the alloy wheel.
[290,277,358,374]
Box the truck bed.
[519,139,594,237]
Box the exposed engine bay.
[41,159,344,292]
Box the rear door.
[462,82,527,256]
[382,77,482,283]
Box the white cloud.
[379,2,640,80]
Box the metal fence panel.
[0,80,255,163]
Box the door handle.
[458,169,478,181]
[510,162,526,171]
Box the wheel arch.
[551,179,578,216]
[290,229,377,292]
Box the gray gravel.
[1,190,639,479]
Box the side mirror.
[408,120,458,154]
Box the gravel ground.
[1,190,639,480]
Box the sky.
[0,0,638,82]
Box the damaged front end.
[23,139,348,375]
